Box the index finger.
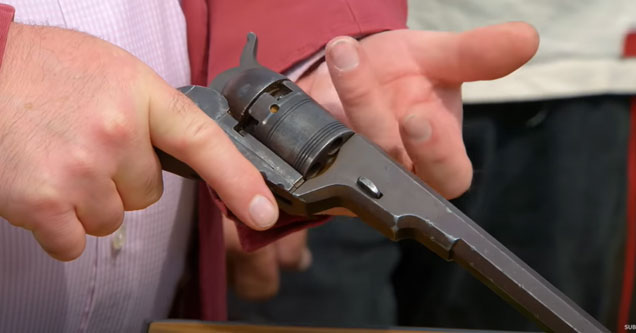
[411,22,540,83]
[146,78,278,230]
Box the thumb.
[147,77,278,230]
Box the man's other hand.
[228,22,539,301]
[299,22,540,199]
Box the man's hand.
[300,22,539,199]
[0,24,279,261]
[228,22,539,301]
[225,216,311,300]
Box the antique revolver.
[157,33,608,332]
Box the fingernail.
[329,38,359,71]
[298,248,313,271]
[249,195,278,229]
[403,114,433,142]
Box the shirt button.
[111,223,126,252]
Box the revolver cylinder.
[221,67,352,179]
[244,80,352,178]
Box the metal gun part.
[156,33,608,332]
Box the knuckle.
[95,110,136,145]
[340,83,373,105]
[1,168,68,229]
[166,91,216,141]
[33,225,85,262]
[427,150,454,166]
[24,186,69,220]
[65,147,96,177]
[122,171,163,210]
[388,146,411,167]
[161,91,230,159]
[140,172,163,206]
[49,246,84,262]
[420,156,473,200]
[167,90,192,117]
[445,165,473,199]
[101,47,144,81]
[175,118,222,155]
[418,136,464,167]
[82,208,124,237]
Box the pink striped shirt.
[0,1,195,332]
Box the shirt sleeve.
[0,4,15,70]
